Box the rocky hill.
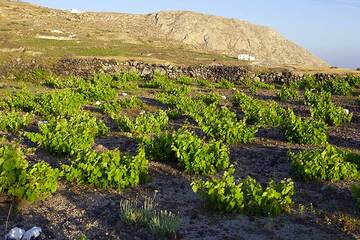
[141,11,328,67]
[0,0,328,67]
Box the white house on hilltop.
[238,54,256,61]
[70,9,84,14]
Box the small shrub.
[143,129,230,175]
[320,78,353,96]
[42,76,80,89]
[196,78,211,87]
[119,97,144,109]
[30,68,52,82]
[34,90,86,117]
[288,145,360,181]
[215,78,235,89]
[113,71,141,90]
[171,129,230,175]
[249,79,275,94]
[42,76,63,89]
[142,133,176,163]
[0,145,58,202]
[76,81,117,101]
[4,90,86,117]
[281,109,328,144]
[15,67,52,83]
[304,89,352,126]
[26,113,109,156]
[345,75,360,88]
[115,111,169,136]
[176,75,193,85]
[176,97,205,117]
[115,70,141,82]
[299,75,354,95]
[194,105,258,144]
[277,84,300,102]
[166,109,183,119]
[0,111,33,133]
[195,92,222,106]
[232,92,285,127]
[192,168,294,216]
[165,85,192,96]
[0,89,37,112]
[143,73,173,90]
[239,78,252,87]
[62,147,148,189]
[101,97,144,117]
[100,100,122,117]
[299,75,316,89]
[155,86,191,108]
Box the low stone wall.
[51,58,306,83]
[52,58,351,84]
[2,57,352,84]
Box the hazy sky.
[26,0,360,68]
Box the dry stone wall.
[51,58,308,83]
[1,57,350,84]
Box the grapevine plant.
[143,129,230,175]
[0,145,59,202]
[62,147,148,190]
[304,89,352,126]
[115,110,169,136]
[0,111,33,133]
[232,92,285,127]
[277,84,300,102]
[193,105,258,144]
[281,109,328,145]
[288,145,360,181]
[26,112,109,156]
[192,168,295,216]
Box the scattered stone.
[5,228,25,240]
[5,227,42,240]
[22,227,42,240]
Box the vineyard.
[0,69,359,239]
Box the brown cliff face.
[141,11,328,67]
[0,1,328,67]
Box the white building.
[238,54,256,61]
[70,9,84,14]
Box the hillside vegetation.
[0,0,327,67]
